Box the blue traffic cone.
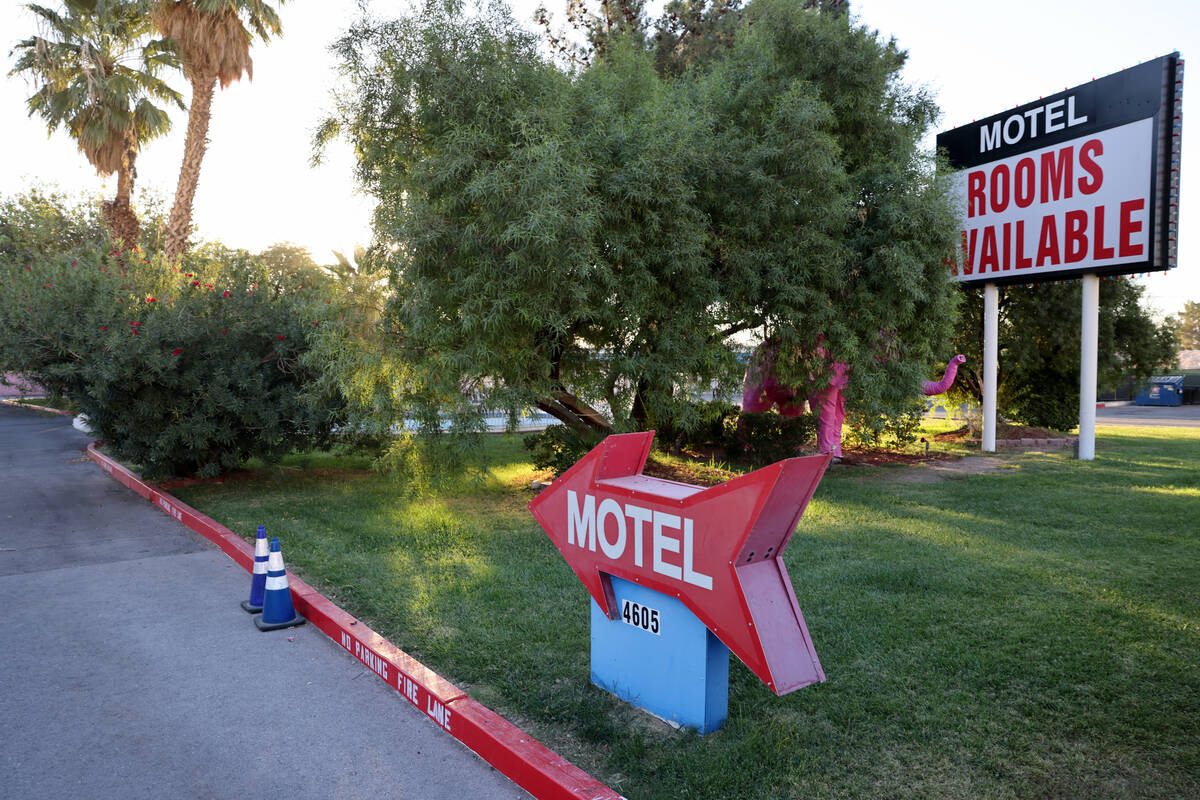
[253,538,305,632]
[241,526,269,613]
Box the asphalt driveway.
[0,404,528,800]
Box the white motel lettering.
[566,490,714,590]
[979,95,1088,153]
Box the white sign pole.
[983,282,999,453]
[1078,273,1100,460]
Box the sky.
[1,0,1197,317]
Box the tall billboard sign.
[938,54,1183,286]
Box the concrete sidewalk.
[0,404,529,800]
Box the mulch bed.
[835,447,960,467]
[643,445,961,487]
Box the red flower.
[118,299,124,303]
[312,321,319,326]
[25,266,31,270]
[204,284,213,289]
[132,330,139,336]
[43,282,52,288]
[185,273,193,278]
[71,261,77,266]
[101,326,108,331]
[172,349,183,356]
[221,329,227,334]
[146,297,156,303]
[130,321,142,326]
[222,290,232,297]
[100,267,106,272]
[277,335,286,340]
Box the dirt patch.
[934,423,1069,442]
[882,455,1016,483]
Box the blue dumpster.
[1135,376,1184,406]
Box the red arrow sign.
[529,432,830,695]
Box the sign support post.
[1078,273,1100,460]
[983,282,999,453]
[589,576,730,733]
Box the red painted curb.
[0,398,75,416]
[85,443,624,800]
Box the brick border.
[951,437,1078,450]
[994,437,1078,450]
[85,442,624,800]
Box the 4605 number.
[621,599,661,635]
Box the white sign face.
[948,118,1153,282]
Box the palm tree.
[11,0,182,248]
[327,244,389,336]
[153,0,283,260]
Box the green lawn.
[171,426,1199,800]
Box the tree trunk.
[536,393,613,434]
[165,74,216,261]
[101,131,139,250]
[630,377,651,429]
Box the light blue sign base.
[590,575,729,734]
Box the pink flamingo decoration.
[741,350,966,458]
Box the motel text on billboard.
[938,54,1183,286]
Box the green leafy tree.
[10,0,182,247]
[948,280,1178,431]
[318,0,958,442]
[1172,300,1200,350]
[324,244,389,334]
[0,186,108,264]
[0,189,346,478]
[254,241,328,293]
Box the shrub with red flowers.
[1,198,348,478]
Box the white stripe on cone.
[265,575,289,591]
